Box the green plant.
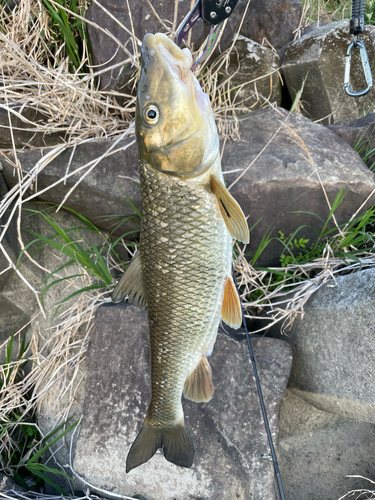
[40,0,91,70]
[18,205,121,315]
[1,332,77,493]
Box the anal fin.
[111,253,147,308]
[221,275,242,330]
[211,174,250,244]
[183,356,213,403]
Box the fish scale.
[139,161,232,427]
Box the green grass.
[40,0,91,71]
[1,331,77,493]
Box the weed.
[1,331,77,493]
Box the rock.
[328,112,375,169]
[0,201,109,363]
[4,108,375,267]
[278,390,375,500]
[1,137,141,237]
[0,107,63,149]
[221,36,281,109]
[266,268,375,423]
[86,0,301,92]
[236,0,303,50]
[86,0,206,92]
[0,473,26,492]
[222,107,375,266]
[282,20,375,124]
[73,303,292,500]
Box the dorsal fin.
[221,275,242,330]
[111,253,147,309]
[211,174,250,244]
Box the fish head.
[136,33,218,178]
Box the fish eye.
[143,105,159,125]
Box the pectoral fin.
[211,174,250,244]
[111,253,147,308]
[183,356,213,403]
[221,276,242,330]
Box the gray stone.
[222,108,375,266]
[86,0,206,92]
[221,36,281,109]
[236,0,303,50]
[87,0,301,92]
[0,107,63,149]
[4,108,375,268]
[0,473,26,492]
[328,112,375,169]
[1,137,141,237]
[73,303,292,500]
[283,20,375,124]
[266,267,375,423]
[278,390,375,500]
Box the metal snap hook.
[344,39,373,97]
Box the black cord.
[232,263,286,500]
[350,0,365,36]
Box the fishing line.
[232,263,286,500]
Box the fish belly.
[139,161,232,427]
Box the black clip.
[201,0,239,25]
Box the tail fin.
[126,419,195,472]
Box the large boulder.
[72,303,292,500]
[328,112,375,170]
[1,137,141,238]
[0,107,63,149]
[282,20,375,123]
[222,107,375,266]
[3,108,375,267]
[86,0,206,92]
[221,36,281,109]
[278,390,375,500]
[234,0,302,50]
[86,0,301,92]
[266,268,375,423]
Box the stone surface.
[87,0,301,92]
[0,473,26,492]
[1,137,141,237]
[86,0,206,92]
[266,268,375,422]
[73,303,292,500]
[222,108,375,266]
[283,20,375,123]
[328,112,375,169]
[0,107,63,149]
[235,0,303,50]
[278,390,375,500]
[221,36,281,109]
[4,108,375,267]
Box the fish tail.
[126,416,195,472]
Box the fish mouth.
[142,33,193,85]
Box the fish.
[112,32,249,473]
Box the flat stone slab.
[279,391,375,500]
[73,303,292,500]
[267,268,375,422]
